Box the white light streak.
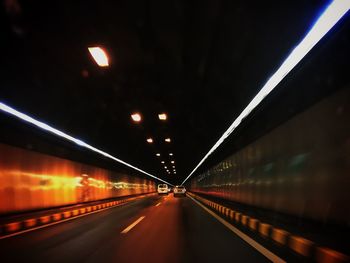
[182,0,350,185]
[0,102,172,186]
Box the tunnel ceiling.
[0,0,349,184]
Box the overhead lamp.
[156,153,161,157]
[164,166,167,169]
[171,160,175,164]
[169,153,173,156]
[161,161,165,164]
[172,166,175,168]
[158,113,167,120]
[165,138,171,143]
[146,138,153,143]
[88,47,109,67]
[131,113,142,123]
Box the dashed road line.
[121,216,145,234]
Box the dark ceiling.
[0,0,349,184]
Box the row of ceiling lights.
[130,112,176,175]
[131,113,167,122]
[131,113,171,144]
[158,155,176,175]
[88,46,176,176]
[146,137,171,143]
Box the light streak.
[182,0,350,185]
[0,102,172,186]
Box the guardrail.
[0,192,156,238]
[187,192,349,263]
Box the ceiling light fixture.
[146,138,153,143]
[171,161,175,164]
[156,153,161,157]
[0,102,172,185]
[88,47,109,67]
[161,161,165,164]
[182,0,350,185]
[169,153,173,156]
[131,113,142,123]
[158,113,167,120]
[165,138,171,143]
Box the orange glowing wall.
[0,143,156,214]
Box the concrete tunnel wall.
[0,143,156,214]
[190,88,350,225]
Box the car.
[173,185,186,196]
[157,184,169,195]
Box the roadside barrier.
[0,192,156,238]
[187,192,349,263]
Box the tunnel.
[0,0,350,262]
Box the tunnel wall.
[0,143,156,214]
[190,88,350,225]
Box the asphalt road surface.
[0,194,274,263]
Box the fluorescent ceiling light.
[88,47,109,67]
[182,0,350,185]
[158,113,167,120]
[0,102,172,185]
[131,113,142,122]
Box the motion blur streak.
[0,102,171,185]
[0,143,155,214]
[182,0,350,185]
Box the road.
[0,194,272,263]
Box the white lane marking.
[155,203,161,207]
[121,216,145,234]
[188,195,286,263]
